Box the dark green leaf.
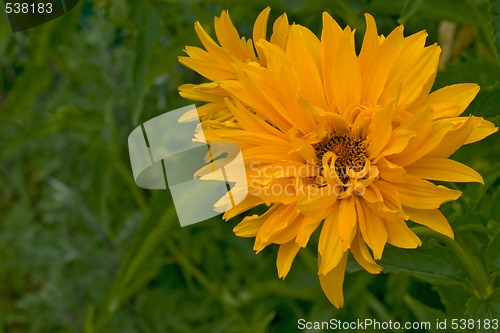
[398,0,423,25]
[434,56,500,90]
[418,0,485,24]
[486,232,500,274]
[463,162,500,210]
[466,290,500,333]
[379,242,466,284]
[490,0,500,60]
[104,191,176,317]
[468,83,500,123]
[405,294,447,324]
[130,1,160,125]
[434,284,470,318]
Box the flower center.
[313,132,367,183]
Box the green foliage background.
[0,0,499,332]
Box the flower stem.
[411,227,492,300]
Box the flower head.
[178,7,498,307]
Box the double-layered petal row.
[178,7,497,307]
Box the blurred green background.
[0,0,499,332]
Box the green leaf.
[84,306,95,333]
[379,242,466,284]
[462,162,500,210]
[489,187,500,221]
[405,294,447,324]
[398,0,423,25]
[104,191,176,316]
[418,0,484,24]
[490,0,500,61]
[130,1,160,125]
[486,232,500,274]
[4,67,52,113]
[466,290,500,333]
[450,213,489,235]
[434,55,500,90]
[468,83,500,123]
[434,284,470,318]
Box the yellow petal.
[350,231,383,274]
[228,57,317,133]
[225,98,285,137]
[270,13,290,49]
[277,241,301,278]
[296,216,322,247]
[389,110,453,167]
[233,205,276,238]
[215,11,253,60]
[289,135,317,163]
[255,179,300,206]
[179,55,234,81]
[318,202,344,274]
[361,184,383,204]
[427,116,475,157]
[367,103,395,159]
[373,180,403,213]
[256,162,317,181]
[267,215,302,245]
[379,128,416,158]
[254,204,300,251]
[178,82,227,102]
[190,102,228,120]
[321,12,343,109]
[385,220,421,248]
[286,25,326,109]
[194,21,230,63]
[298,187,337,217]
[311,107,350,134]
[380,37,440,107]
[201,128,289,147]
[364,199,405,224]
[376,156,406,183]
[253,7,271,63]
[392,175,461,209]
[223,195,263,220]
[359,13,381,74]
[465,117,498,144]
[406,157,484,183]
[356,199,387,260]
[361,24,404,104]
[332,27,362,113]
[421,83,479,119]
[318,251,348,308]
[405,208,454,239]
[244,146,303,164]
[220,78,292,132]
[338,197,358,251]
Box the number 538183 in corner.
[5,2,53,14]
[451,319,499,331]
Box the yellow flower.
[178,7,498,307]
